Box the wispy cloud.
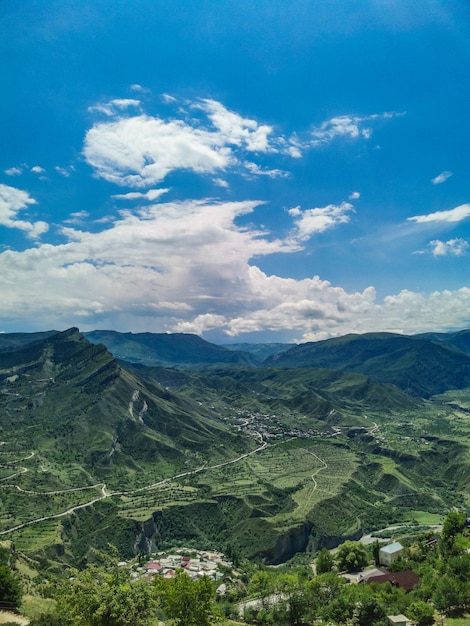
[429,238,468,256]
[310,112,402,147]
[88,98,141,116]
[431,170,452,184]
[63,211,90,225]
[55,166,74,177]
[0,184,48,238]
[349,191,360,200]
[243,162,289,178]
[112,189,169,201]
[408,203,470,224]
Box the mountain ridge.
[1,327,469,567]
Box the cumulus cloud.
[429,238,468,256]
[84,114,233,187]
[289,201,354,240]
[31,165,46,174]
[349,191,360,200]
[83,97,401,188]
[197,99,274,153]
[2,192,467,340]
[431,170,453,184]
[408,203,470,224]
[0,184,48,239]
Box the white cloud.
[112,189,169,201]
[4,167,22,176]
[88,98,141,116]
[243,162,289,178]
[408,203,470,224]
[84,114,232,187]
[289,201,354,240]
[349,191,360,200]
[431,170,453,184]
[310,112,402,146]
[84,97,401,189]
[198,99,275,153]
[63,211,90,225]
[429,238,468,256]
[1,194,470,339]
[0,184,48,239]
[31,165,46,174]
[55,166,73,177]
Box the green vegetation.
[1,328,470,573]
[17,512,469,624]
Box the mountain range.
[0,327,469,567]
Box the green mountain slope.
[1,328,469,568]
[85,329,258,367]
[264,332,470,397]
[0,328,249,479]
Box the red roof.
[146,563,161,570]
[366,569,420,591]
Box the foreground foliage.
[22,513,470,625]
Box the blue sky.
[1,0,469,342]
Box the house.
[379,541,404,566]
[366,569,420,592]
[387,615,411,626]
[146,562,162,573]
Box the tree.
[155,569,217,626]
[432,574,466,615]
[316,547,334,574]
[372,540,381,566]
[0,564,22,609]
[440,512,465,557]
[308,572,347,618]
[336,540,369,572]
[275,573,308,625]
[353,595,387,626]
[407,601,435,626]
[55,561,156,626]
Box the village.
[125,547,232,590]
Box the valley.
[0,328,469,571]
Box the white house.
[379,541,404,566]
[387,615,411,626]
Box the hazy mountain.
[85,330,258,367]
[221,342,294,360]
[264,331,470,397]
[417,328,470,355]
